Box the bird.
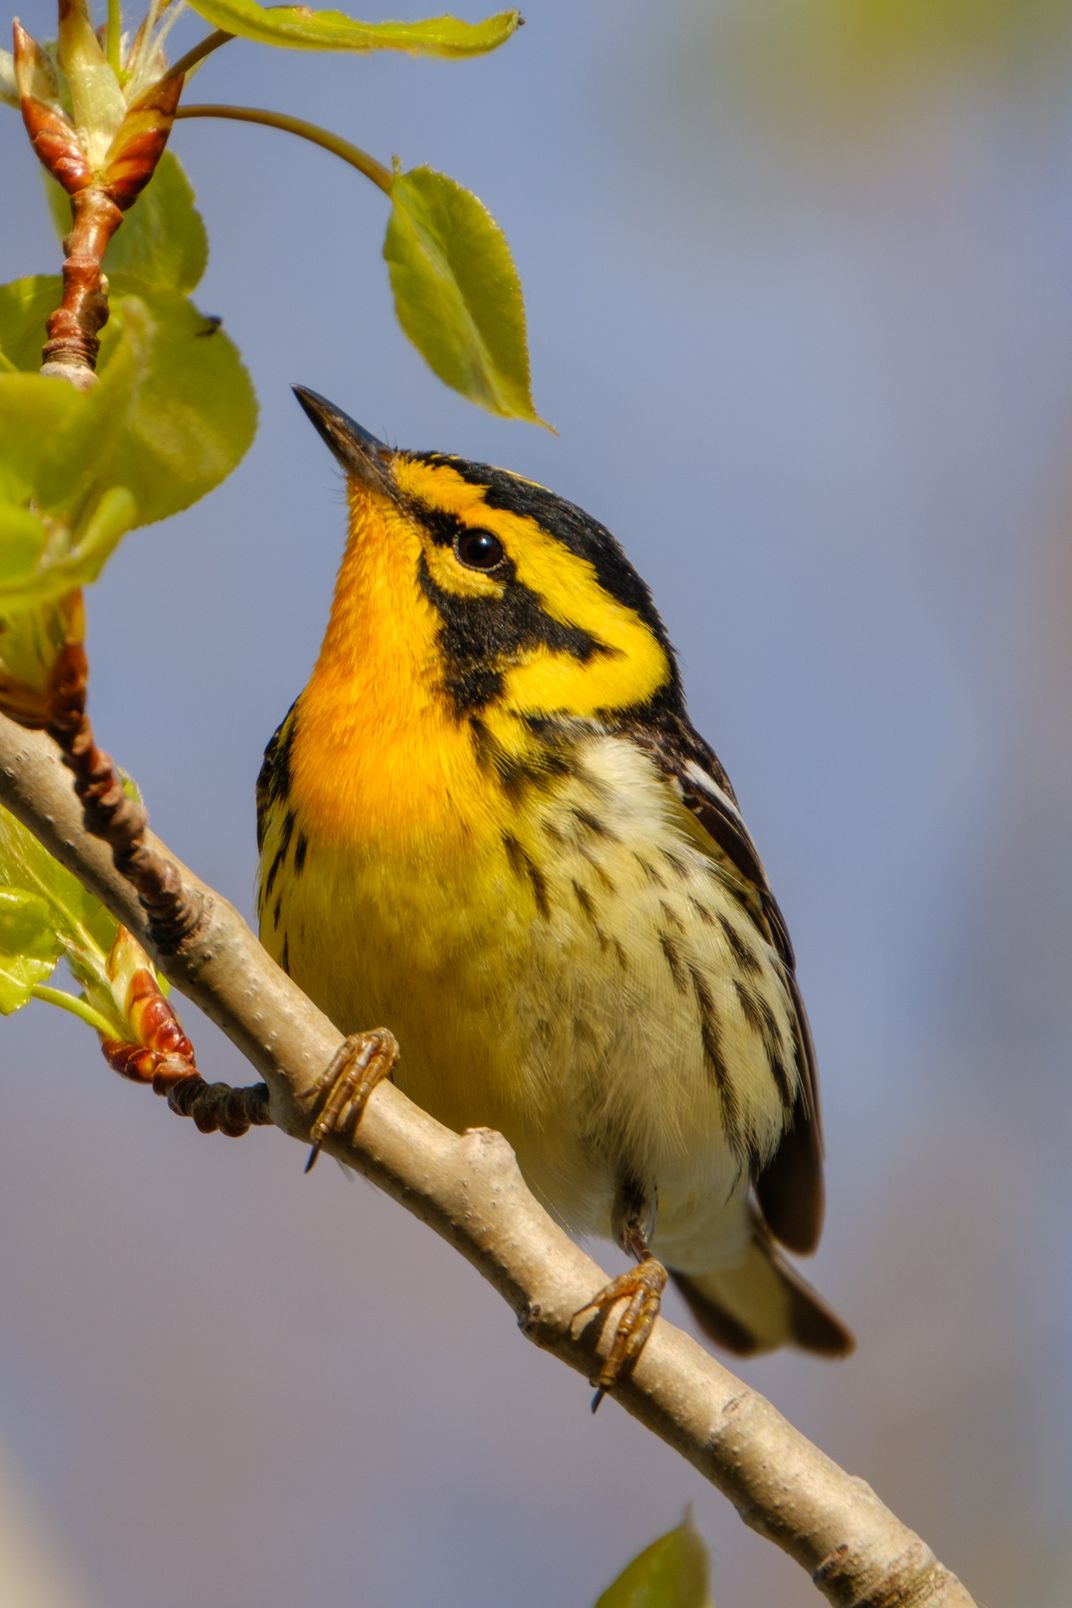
[257,387,853,1401]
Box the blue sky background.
[2,3,1070,1604]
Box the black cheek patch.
[417,553,610,716]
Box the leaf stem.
[106,0,123,75]
[174,104,395,195]
[162,29,235,85]
[31,984,116,1039]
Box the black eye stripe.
[455,529,505,571]
[417,554,611,716]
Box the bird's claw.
[572,1255,667,1410]
[305,1028,399,1171]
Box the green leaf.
[0,365,138,612]
[43,153,209,293]
[0,887,63,1013]
[67,486,138,583]
[384,165,548,426]
[0,366,102,507]
[0,799,170,1042]
[0,275,60,373]
[0,497,138,615]
[0,802,129,1037]
[0,273,254,613]
[594,1517,713,1608]
[0,806,118,971]
[95,278,257,525]
[0,507,48,584]
[0,274,256,528]
[184,0,519,54]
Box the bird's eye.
[454,529,505,571]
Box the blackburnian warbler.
[257,388,852,1398]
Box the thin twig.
[38,185,123,384]
[14,19,185,384]
[44,640,203,950]
[161,29,235,85]
[175,103,395,193]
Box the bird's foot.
[304,1028,399,1172]
[573,1253,668,1411]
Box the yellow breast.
[261,708,798,1239]
[262,719,553,1147]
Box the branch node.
[517,1299,543,1338]
[812,1537,955,1608]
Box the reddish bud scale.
[105,73,184,210]
[126,967,196,1063]
[99,1039,162,1083]
[95,918,272,1138]
[11,22,88,193]
[99,967,197,1085]
[20,95,93,195]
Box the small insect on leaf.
[94,281,257,527]
[384,165,551,428]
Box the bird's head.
[294,387,678,739]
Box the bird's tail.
[671,1219,854,1357]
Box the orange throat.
[289,490,495,851]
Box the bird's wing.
[256,699,298,854]
[632,714,825,1255]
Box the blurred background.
[2,1,1070,1603]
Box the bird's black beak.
[292,386,394,494]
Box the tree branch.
[0,713,978,1608]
